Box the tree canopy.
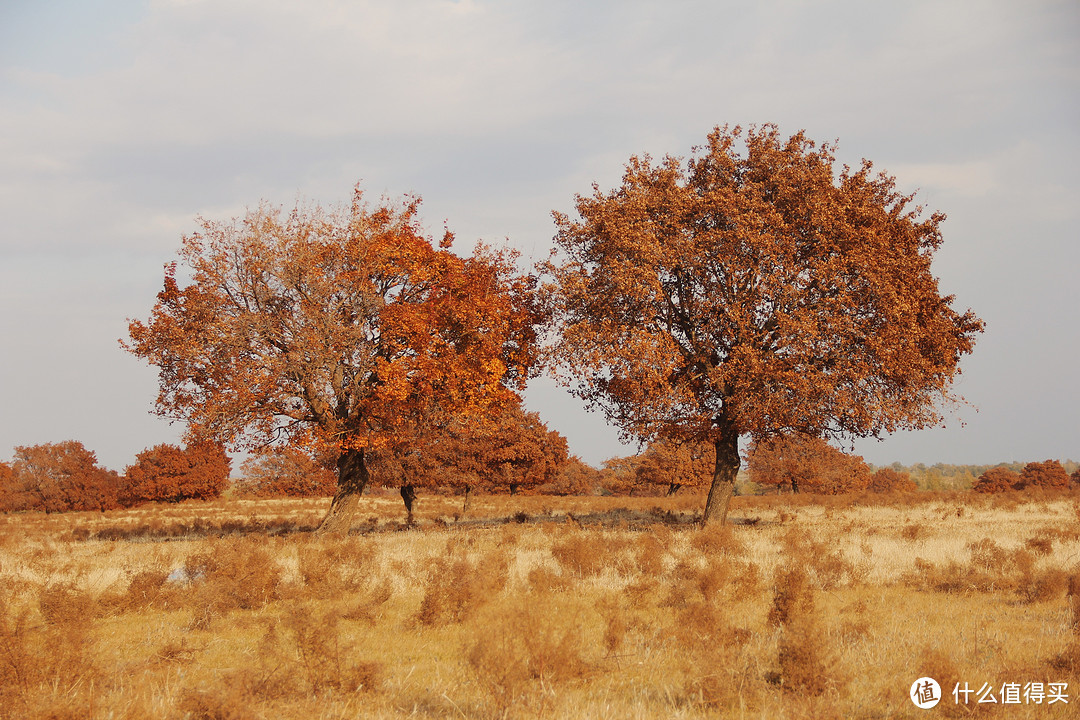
[545,124,983,523]
[126,187,541,531]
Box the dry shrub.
[101,569,170,614]
[296,536,379,599]
[177,686,257,720]
[416,547,508,625]
[690,523,747,557]
[1025,535,1055,556]
[899,523,926,541]
[182,536,284,626]
[622,575,661,610]
[1,587,101,716]
[634,533,666,576]
[916,649,965,718]
[903,538,1043,597]
[768,564,840,697]
[779,527,861,589]
[675,601,752,654]
[37,583,99,627]
[527,565,573,595]
[678,614,755,709]
[730,560,763,601]
[1020,569,1069,604]
[282,604,382,695]
[596,595,629,655]
[466,596,591,717]
[776,621,831,697]
[549,532,606,578]
[768,565,815,629]
[1069,573,1080,631]
[0,598,40,708]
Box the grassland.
[1,490,1079,719]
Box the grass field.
[2,490,1079,719]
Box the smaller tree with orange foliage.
[971,466,1019,493]
[0,461,18,512]
[542,455,601,495]
[746,433,870,495]
[599,454,643,496]
[1016,460,1070,490]
[5,441,122,512]
[634,439,713,496]
[369,403,569,516]
[124,441,231,503]
[238,446,337,498]
[866,467,917,493]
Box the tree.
[634,439,713,495]
[1016,460,1070,490]
[460,405,569,496]
[124,441,231,503]
[866,467,917,493]
[542,455,601,495]
[367,401,569,517]
[544,124,983,524]
[598,454,643,496]
[125,188,540,532]
[746,433,870,495]
[5,441,123,512]
[238,446,337,498]
[0,461,18,512]
[971,466,1019,493]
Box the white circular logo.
[910,677,941,709]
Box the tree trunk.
[315,448,368,534]
[667,482,682,497]
[701,427,740,526]
[462,485,471,514]
[400,484,417,524]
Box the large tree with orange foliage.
[125,188,540,532]
[545,124,983,524]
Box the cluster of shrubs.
[3,434,1078,514]
[0,440,230,513]
[971,460,1079,493]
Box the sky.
[1,0,1077,472]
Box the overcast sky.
[1,0,1077,472]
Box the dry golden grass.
[1,490,1079,718]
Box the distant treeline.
[874,461,1080,492]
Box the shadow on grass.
[56,505,768,542]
